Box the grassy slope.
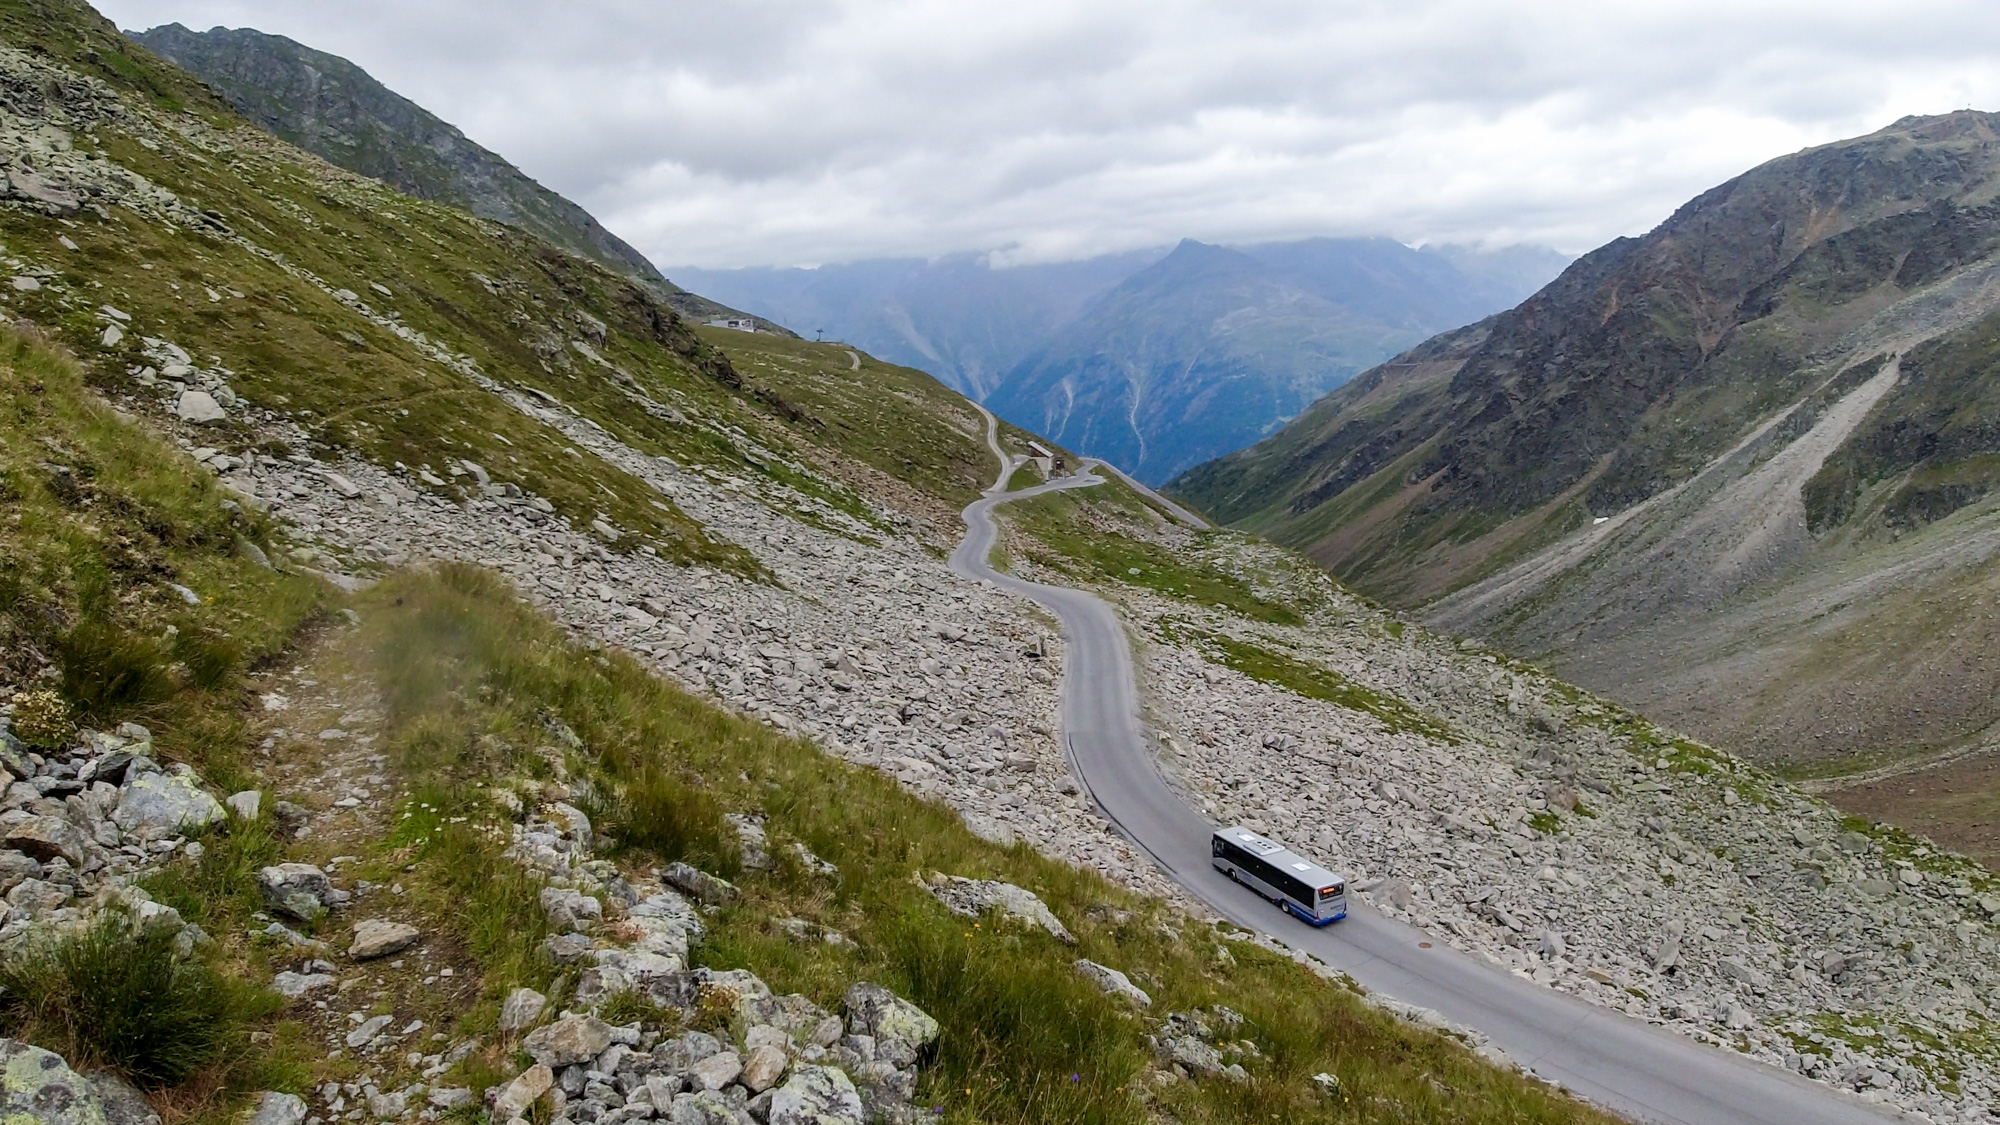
[0,326,322,781]
[693,326,994,512]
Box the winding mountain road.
[948,407,1901,1125]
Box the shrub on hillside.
[8,688,71,750]
[55,620,174,717]
[0,914,260,1088]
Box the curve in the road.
[949,406,1900,1125]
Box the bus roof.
[1215,826,1346,885]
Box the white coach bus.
[1211,826,1347,925]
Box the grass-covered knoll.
[999,482,1303,624]
[351,565,1616,1125]
[1159,621,1457,744]
[0,326,322,784]
[696,328,994,510]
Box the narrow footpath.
[947,406,1903,1125]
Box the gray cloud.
[94,0,2000,267]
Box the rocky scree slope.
[1172,111,2000,778]
[0,6,1623,1125]
[125,22,773,332]
[995,477,2000,1122]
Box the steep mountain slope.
[671,251,1160,399]
[125,21,769,329]
[1173,112,2000,791]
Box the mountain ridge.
[1172,111,2000,855]
[125,21,779,332]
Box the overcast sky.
[93,0,2000,269]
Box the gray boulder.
[0,851,41,896]
[739,1044,788,1094]
[767,1066,865,1125]
[347,919,420,960]
[842,983,939,1069]
[924,875,1073,943]
[652,1030,725,1074]
[498,987,548,1032]
[174,390,227,424]
[539,886,601,930]
[662,862,738,906]
[0,1040,110,1125]
[86,1072,159,1125]
[687,1049,741,1092]
[665,1090,751,1125]
[246,1092,307,1125]
[1073,959,1152,1007]
[522,1014,613,1068]
[4,816,93,866]
[256,864,332,922]
[112,772,224,843]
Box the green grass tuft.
[0,914,272,1089]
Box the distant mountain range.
[678,240,1569,483]
[1173,110,2000,794]
[127,22,774,330]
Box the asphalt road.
[947,407,1901,1125]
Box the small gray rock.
[257,863,332,922]
[246,1091,307,1125]
[87,1071,160,1125]
[663,861,738,906]
[499,986,549,1032]
[174,389,228,425]
[225,790,261,820]
[0,1039,112,1125]
[345,1014,394,1049]
[348,919,420,960]
[523,1014,614,1068]
[766,1066,865,1125]
[112,772,224,843]
[1073,959,1152,1007]
[270,971,335,999]
[688,1049,742,1092]
[4,815,93,866]
[843,983,939,1069]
